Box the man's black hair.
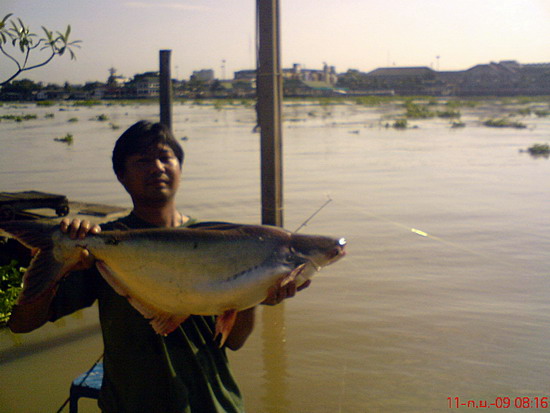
[112,120,184,176]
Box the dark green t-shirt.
[50,213,245,413]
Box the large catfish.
[0,220,346,345]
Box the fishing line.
[294,196,333,233]
[324,202,521,410]
[342,202,510,264]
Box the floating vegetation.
[54,133,74,145]
[404,102,435,119]
[213,100,225,111]
[437,110,461,119]
[0,114,38,122]
[240,99,254,108]
[483,118,527,129]
[72,100,102,107]
[445,99,479,109]
[92,114,109,121]
[524,143,550,157]
[354,96,387,106]
[36,100,55,107]
[318,97,336,107]
[385,119,408,129]
[516,108,532,116]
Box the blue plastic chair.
[69,362,103,413]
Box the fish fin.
[95,260,189,335]
[0,221,70,305]
[187,221,242,230]
[150,313,189,336]
[279,263,307,287]
[95,260,128,297]
[0,220,55,250]
[17,248,63,305]
[215,309,237,347]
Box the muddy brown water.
[1,99,549,412]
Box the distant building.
[234,64,339,96]
[457,60,550,96]
[283,63,338,85]
[35,90,70,100]
[191,69,215,82]
[365,66,439,95]
[343,61,550,96]
[367,66,436,81]
[131,72,160,98]
[234,69,256,81]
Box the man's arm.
[224,307,256,350]
[7,219,100,334]
[224,279,311,350]
[8,290,57,333]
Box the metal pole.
[257,0,283,227]
[159,49,172,131]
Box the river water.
[1,98,550,412]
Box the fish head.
[289,233,346,278]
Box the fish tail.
[0,221,64,305]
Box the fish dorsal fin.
[188,221,242,231]
[95,260,189,335]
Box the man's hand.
[261,279,312,306]
[60,218,101,239]
[60,218,101,270]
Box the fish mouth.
[325,238,347,262]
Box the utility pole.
[257,0,283,227]
[256,3,288,402]
[159,49,172,131]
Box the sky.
[2,0,550,85]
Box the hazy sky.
[2,0,550,84]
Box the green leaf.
[1,13,13,24]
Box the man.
[8,120,306,412]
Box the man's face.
[117,143,181,204]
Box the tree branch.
[0,14,81,86]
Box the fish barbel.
[0,221,346,344]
